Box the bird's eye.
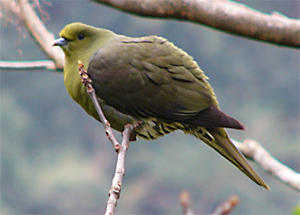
[78,34,85,40]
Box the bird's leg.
[125,120,143,141]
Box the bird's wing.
[88,36,242,129]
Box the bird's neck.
[63,52,93,108]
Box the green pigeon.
[53,22,269,190]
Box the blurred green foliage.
[1,1,299,214]
[293,204,300,215]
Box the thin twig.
[210,195,239,215]
[233,139,300,192]
[180,191,194,215]
[105,124,133,215]
[78,60,120,151]
[0,60,61,71]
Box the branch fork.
[78,61,135,214]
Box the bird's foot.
[125,121,143,142]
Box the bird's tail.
[190,127,270,190]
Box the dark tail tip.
[237,121,247,130]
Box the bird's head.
[53,22,115,58]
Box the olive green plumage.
[53,22,269,189]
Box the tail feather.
[192,127,270,190]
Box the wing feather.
[87,35,242,129]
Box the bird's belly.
[97,96,184,140]
[97,97,178,140]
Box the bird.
[53,22,269,190]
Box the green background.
[1,1,299,214]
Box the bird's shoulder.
[90,34,209,84]
[87,34,217,122]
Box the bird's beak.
[52,37,68,47]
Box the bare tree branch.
[233,139,300,192]
[180,191,239,214]
[17,0,64,70]
[105,124,133,215]
[0,60,58,71]
[94,0,300,49]
[79,61,134,215]
[210,195,239,215]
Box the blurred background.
[1,1,299,214]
